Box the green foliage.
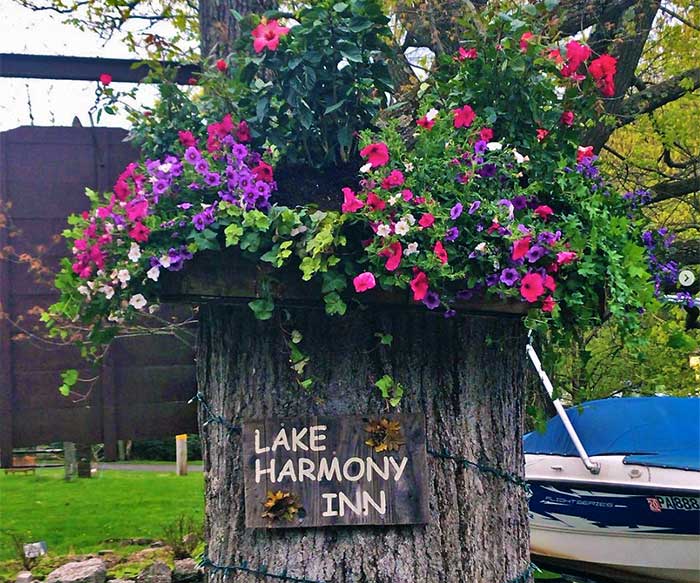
[375,374,404,406]
[161,514,203,559]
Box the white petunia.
[404,162,414,173]
[425,108,439,121]
[147,266,160,282]
[377,224,391,237]
[513,148,529,164]
[475,242,487,253]
[159,255,172,268]
[128,242,141,263]
[107,312,124,324]
[117,269,131,288]
[129,294,147,310]
[486,142,503,151]
[404,213,416,226]
[100,285,115,299]
[403,242,419,256]
[388,194,401,206]
[360,162,373,173]
[158,163,172,173]
[77,285,90,297]
[395,220,410,236]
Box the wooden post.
[176,434,188,476]
[76,444,91,478]
[63,442,76,481]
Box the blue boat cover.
[524,397,700,472]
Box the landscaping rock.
[172,559,201,583]
[107,579,134,583]
[46,559,106,583]
[16,571,32,583]
[135,562,171,583]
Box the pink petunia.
[534,205,553,220]
[360,142,390,168]
[178,131,197,147]
[353,272,376,293]
[379,241,402,272]
[410,270,429,301]
[453,105,476,129]
[577,145,594,162]
[418,213,435,229]
[99,73,112,86]
[561,40,591,80]
[126,198,149,222]
[455,47,478,61]
[381,169,405,190]
[536,128,549,142]
[341,187,364,213]
[434,241,448,264]
[557,251,578,265]
[512,236,531,260]
[542,296,555,312]
[560,111,575,127]
[589,54,617,97]
[128,222,150,243]
[520,272,545,303]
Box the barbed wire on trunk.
[199,553,537,583]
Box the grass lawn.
[0,469,204,561]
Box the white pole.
[176,434,188,476]
[526,343,601,474]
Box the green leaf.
[59,368,79,396]
[324,100,346,115]
[248,298,274,320]
[333,2,348,12]
[374,374,404,407]
[339,44,363,63]
[224,223,244,246]
[324,292,347,315]
[374,332,393,346]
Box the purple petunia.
[485,273,500,287]
[184,147,201,164]
[526,244,546,263]
[450,202,463,220]
[468,200,481,215]
[478,163,497,178]
[511,195,528,210]
[445,227,460,242]
[422,291,441,310]
[499,268,520,286]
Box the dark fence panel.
[0,126,197,467]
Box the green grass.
[0,469,204,561]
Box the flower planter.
[160,250,532,583]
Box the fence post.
[176,434,188,476]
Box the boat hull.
[527,455,700,583]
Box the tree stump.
[195,301,531,583]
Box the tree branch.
[557,0,638,36]
[648,174,700,204]
[616,67,700,126]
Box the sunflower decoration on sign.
[261,490,304,522]
[364,418,405,453]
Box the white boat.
[524,397,700,583]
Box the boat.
[524,396,700,583]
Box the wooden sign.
[242,414,429,528]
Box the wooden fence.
[0,125,197,467]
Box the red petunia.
[512,236,531,260]
[544,275,557,292]
[520,272,545,303]
[379,241,402,272]
[128,222,150,243]
[178,130,197,147]
[560,111,575,127]
[366,192,386,211]
[453,105,476,129]
[434,241,448,264]
[253,161,274,183]
[534,205,553,220]
[252,19,290,53]
[479,127,494,142]
[216,59,228,72]
[589,54,617,97]
[577,145,594,163]
[519,32,534,52]
[99,73,112,86]
[360,142,390,168]
[536,128,549,142]
[417,115,435,130]
[410,270,429,301]
[561,40,591,80]
[235,120,250,143]
[542,296,555,312]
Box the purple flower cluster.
[642,228,679,295]
[145,156,184,202]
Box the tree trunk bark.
[199,0,276,58]
[197,303,531,583]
